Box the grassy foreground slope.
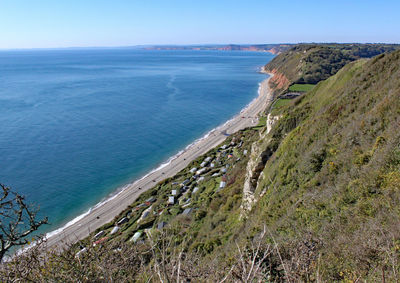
[3,49,400,282]
[252,50,400,281]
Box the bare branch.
[0,183,48,261]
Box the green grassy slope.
[252,50,400,281]
[288,83,315,92]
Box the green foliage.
[298,47,355,84]
[309,148,327,172]
[265,43,399,95]
[270,98,292,116]
[288,83,315,92]
[253,49,400,280]
[254,115,267,128]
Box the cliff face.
[241,114,280,215]
[266,47,282,55]
[267,68,290,95]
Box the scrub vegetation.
[265,43,399,96]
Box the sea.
[0,48,273,235]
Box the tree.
[0,183,48,261]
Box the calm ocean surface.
[0,49,273,234]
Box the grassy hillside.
[252,50,400,281]
[2,49,400,282]
[288,84,315,92]
[265,44,399,96]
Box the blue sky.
[0,0,399,49]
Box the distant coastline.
[0,44,292,54]
[142,44,292,54]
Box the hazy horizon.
[1,42,400,51]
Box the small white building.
[110,226,120,235]
[146,197,156,203]
[197,176,205,182]
[168,196,175,205]
[219,181,226,189]
[181,179,190,186]
[75,247,87,258]
[196,168,207,175]
[190,167,197,173]
[171,189,177,196]
[193,187,199,194]
[243,149,248,156]
[93,230,105,239]
[142,211,150,219]
[130,231,142,243]
[139,206,153,222]
[118,217,128,225]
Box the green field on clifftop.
[288,83,315,92]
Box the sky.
[0,0,399,49]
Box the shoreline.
[43,71,274,250]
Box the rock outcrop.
[268,69,290,95]
[241,114,280,215]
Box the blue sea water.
[0,49,273,234]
